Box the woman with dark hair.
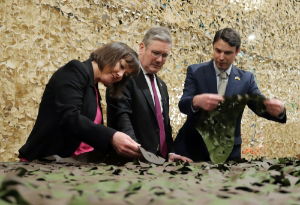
[19,42,141,162]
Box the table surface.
[0,158,300,205]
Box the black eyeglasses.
[151,50,169,59]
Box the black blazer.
[19,59,116,161]
[175,60,287,161]
[106,71,173,157]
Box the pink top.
[73,87,102,156]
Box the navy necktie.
[147,74,168,158]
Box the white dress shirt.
[141,67,163,112]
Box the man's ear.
[138,42,145,55]
[235,47,240,55]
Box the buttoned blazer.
[175,60,286,161]
[19,59,116,161]
[106,70,173,156]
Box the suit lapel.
[156,76,168,118]
[83,59,95,87]
[205,61,218,94]
[225,65,240,96]
[136,71,156,114]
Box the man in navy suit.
[174,28,286,162]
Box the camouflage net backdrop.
[0,0,299,161]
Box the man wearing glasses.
[107,27,191,162]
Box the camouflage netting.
[1,159,300,204]
[0,0,299,161]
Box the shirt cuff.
[191,104,199,113]
[277,109,286,119]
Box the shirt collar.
[213,61,232,76]
[141,66,147,74]
[141,66,156,79]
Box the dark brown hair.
[213,28,241,50]
[90,42,140,97]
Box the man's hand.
[111,131,141,158]
[192,94,224,111]
[168,153,193,163]
[264,98,285,117]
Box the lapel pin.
[235,76,240,80]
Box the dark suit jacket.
[19,59,116,161]
[174,60,287,161]
[106,71,173,157]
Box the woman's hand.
[111,131,141,158]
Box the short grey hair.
[142,27,172,47]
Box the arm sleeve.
[178,65,199,115]
[53,62,116,151]
[246,73,286,123]
[106,81,138,142]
